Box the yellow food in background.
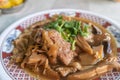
[10,0,23,6]
[0,0,12,8]
[0,0,23,9]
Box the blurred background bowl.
[0,0,27,14]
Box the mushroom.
[92,25,102,35]
[102,40,112,55]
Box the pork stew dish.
[10,15,120,80]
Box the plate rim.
[0,9,120,80]
[1,9,120,43]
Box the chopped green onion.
[44,15,90,50]
[71,40,76,50]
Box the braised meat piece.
[49,30,77,65]
[46,30,77,65]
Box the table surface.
[0,0,120,34]
[0,0,120,80]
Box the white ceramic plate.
[0,9,120,80]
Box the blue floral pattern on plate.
[2,29,21,53]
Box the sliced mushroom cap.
[102,40,112,55]
[92,25,102,35]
